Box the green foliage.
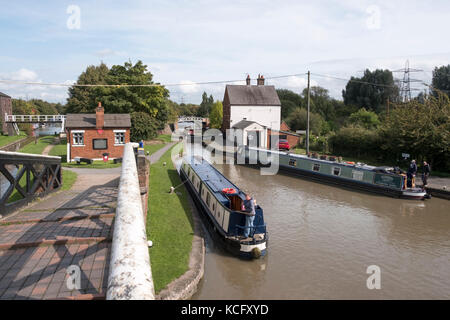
[286,108,326,135]
[379,92,450,171]
[66,63,109,113]
[431,65,450,97]
[196,92,214,117]
[66,60,170,130]
[348,108,381,129]
[342,69,399,113]
[277,89,303,119]
[130,111,158,142]
[209,101,223,129]
[329,126,382,158]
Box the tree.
[431,65,450,97]
[276,89,303,119]
[66,60,170,131]
[66,63,109,113]
[380,92,450,171]
[197,92,214,117]
[209,101,223,129]
[286,108,325,136]
[348,108,381,129]
[130,112,158,141]
[342,69,399,113]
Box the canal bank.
[146,143,205,299]
[190,150,450,299]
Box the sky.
[0,0,449,104]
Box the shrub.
[130,112,158,142]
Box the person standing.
[407,160,417,188]
[422,161,431,187]
[242,194,256,238]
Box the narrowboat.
[238,146,428,200]
[179,157,268,259]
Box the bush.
[329,126,381,158]
[130,112,158,142]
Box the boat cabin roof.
[185,157,246,204]
[246,147,381,172]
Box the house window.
[333,167,341,176]
[114,132,125,145]
[313,163,320,172]
[93,139,108,150]
[73,132,84,145]
[289,159,297,166]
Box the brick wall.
[267,128,300,149]
[0,96,12,135]
[68,128,130,160]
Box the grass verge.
[147,145,193,294]
[0,132,26,148]
[18,136,55,154]
[61,169,78,190]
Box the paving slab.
[0,167,119,300]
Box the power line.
[0,71,443,93]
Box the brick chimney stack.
[96,102,104,129]
[246,74,251,85]
[257,74,265,86]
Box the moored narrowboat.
[238,146,427,200]
[179,157,268,259]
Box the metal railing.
[0,151,62,216]
[107,143,155,300]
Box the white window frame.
[114,130,126,146]
[72,130,85,147]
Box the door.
[247,131,260,148]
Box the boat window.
[313,163,320,172]
[289,159,297,166]
[333,167,341,176]
[352,170,364,181]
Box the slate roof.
[65,113,131,128]
[225,85,281,106]
[232,120,265,129]
[0,92,11,98]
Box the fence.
[0,151,62,216]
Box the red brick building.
[0,92,12,135]
[65,103,131,162]
[267,121,301,149]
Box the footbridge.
[4,114,66,135]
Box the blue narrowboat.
[179,157,268,259]
[238,146,428,200]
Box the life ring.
[222,188,236,194]
[346,161,355,165]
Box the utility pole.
[306,71,311,154]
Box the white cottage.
[222,75,281,132]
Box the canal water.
[190,159,450,299]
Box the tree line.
[280,66,450,172]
